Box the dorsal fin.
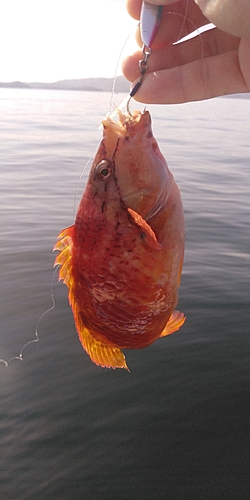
[53,225,74,286]
[53,225,75,303]
[127,208,162,250]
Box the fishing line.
[74,30,140,219]
[72,144,100,221]
[109,30,136,115]
[73,35,136,221]
[171,0,214,49]
[175,0,189,43]
[0,151,99,367]
[0,268,58,368]
[1,21,134,371]
[0,3,210,369]
[0,145,99,367]
[170,13,204,59]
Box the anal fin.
[74,307,129,370]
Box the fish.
[53,109,185,370]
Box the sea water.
[0,89,249,499]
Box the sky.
[0,0,138,83]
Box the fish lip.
[101,110,151,161]
[102,109,149,135]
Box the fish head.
[101,110,174,220]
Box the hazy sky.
[0,0,138,82]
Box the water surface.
[0,89,249,499]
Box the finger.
[123,28,240,82]
[126,0,195,20]
[126,0,142,20]
[126,50,248,104]
[195,0,250,38]
[127,0,209,48]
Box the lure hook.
[127,44,152,115]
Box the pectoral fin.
[127,208,162,250]
[160,310,186,337]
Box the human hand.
[122,0,250,104]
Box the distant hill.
[0,76,130,93]
[0,81,30,88]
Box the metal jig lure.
[127,2,163,112]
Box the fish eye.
[95,160,112,180]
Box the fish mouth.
[102,109,146,133]
[101,109,150,156]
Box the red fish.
[54,110,185,370]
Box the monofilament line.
[0,267,58,368]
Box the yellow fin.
[127,208,162,250]
[160,310,186,337]
[74,306,129,370]
[53,225,75,298]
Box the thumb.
[195,0,250,37]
